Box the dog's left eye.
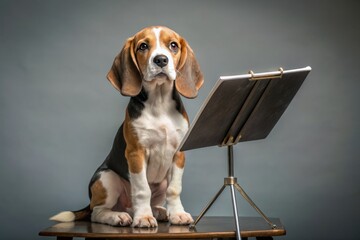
[170,42,179,52]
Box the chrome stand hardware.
[190,145,277,240]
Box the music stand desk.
[179,67,311,240]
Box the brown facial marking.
[90,180,107,210]
[174,151,186,169]
[133,28,156,76]
[159,28,182,68]
[124,111,145,174]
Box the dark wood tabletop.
[39,216,286,239]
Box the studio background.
[1,0,359,239]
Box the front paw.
[132,215,158,228]
[169,211,194,225]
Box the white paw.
[169,211,194,225]
[116,212,133,226]
[99,212,132,226]
[152,206,169,222]
[132,215,158,228]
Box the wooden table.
[39,216,286,240]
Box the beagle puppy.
[50,26,203,227]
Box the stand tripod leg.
[230,184,242,240]
[190,184,226,228]
[234,183,277,229]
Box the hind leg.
[90,170,132,226]
[150,179,169,222]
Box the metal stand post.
[190,146,277,240]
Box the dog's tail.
[50,205,91,222]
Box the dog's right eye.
[138,43,149,51]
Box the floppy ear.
[175,38,204,99]
[106,37,142,96]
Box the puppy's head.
[107,26,203,98]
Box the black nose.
[153,55,168,68]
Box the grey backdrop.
[1,0,359,239]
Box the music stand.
[179,66,312,240]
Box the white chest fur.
[131,82,188,183]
